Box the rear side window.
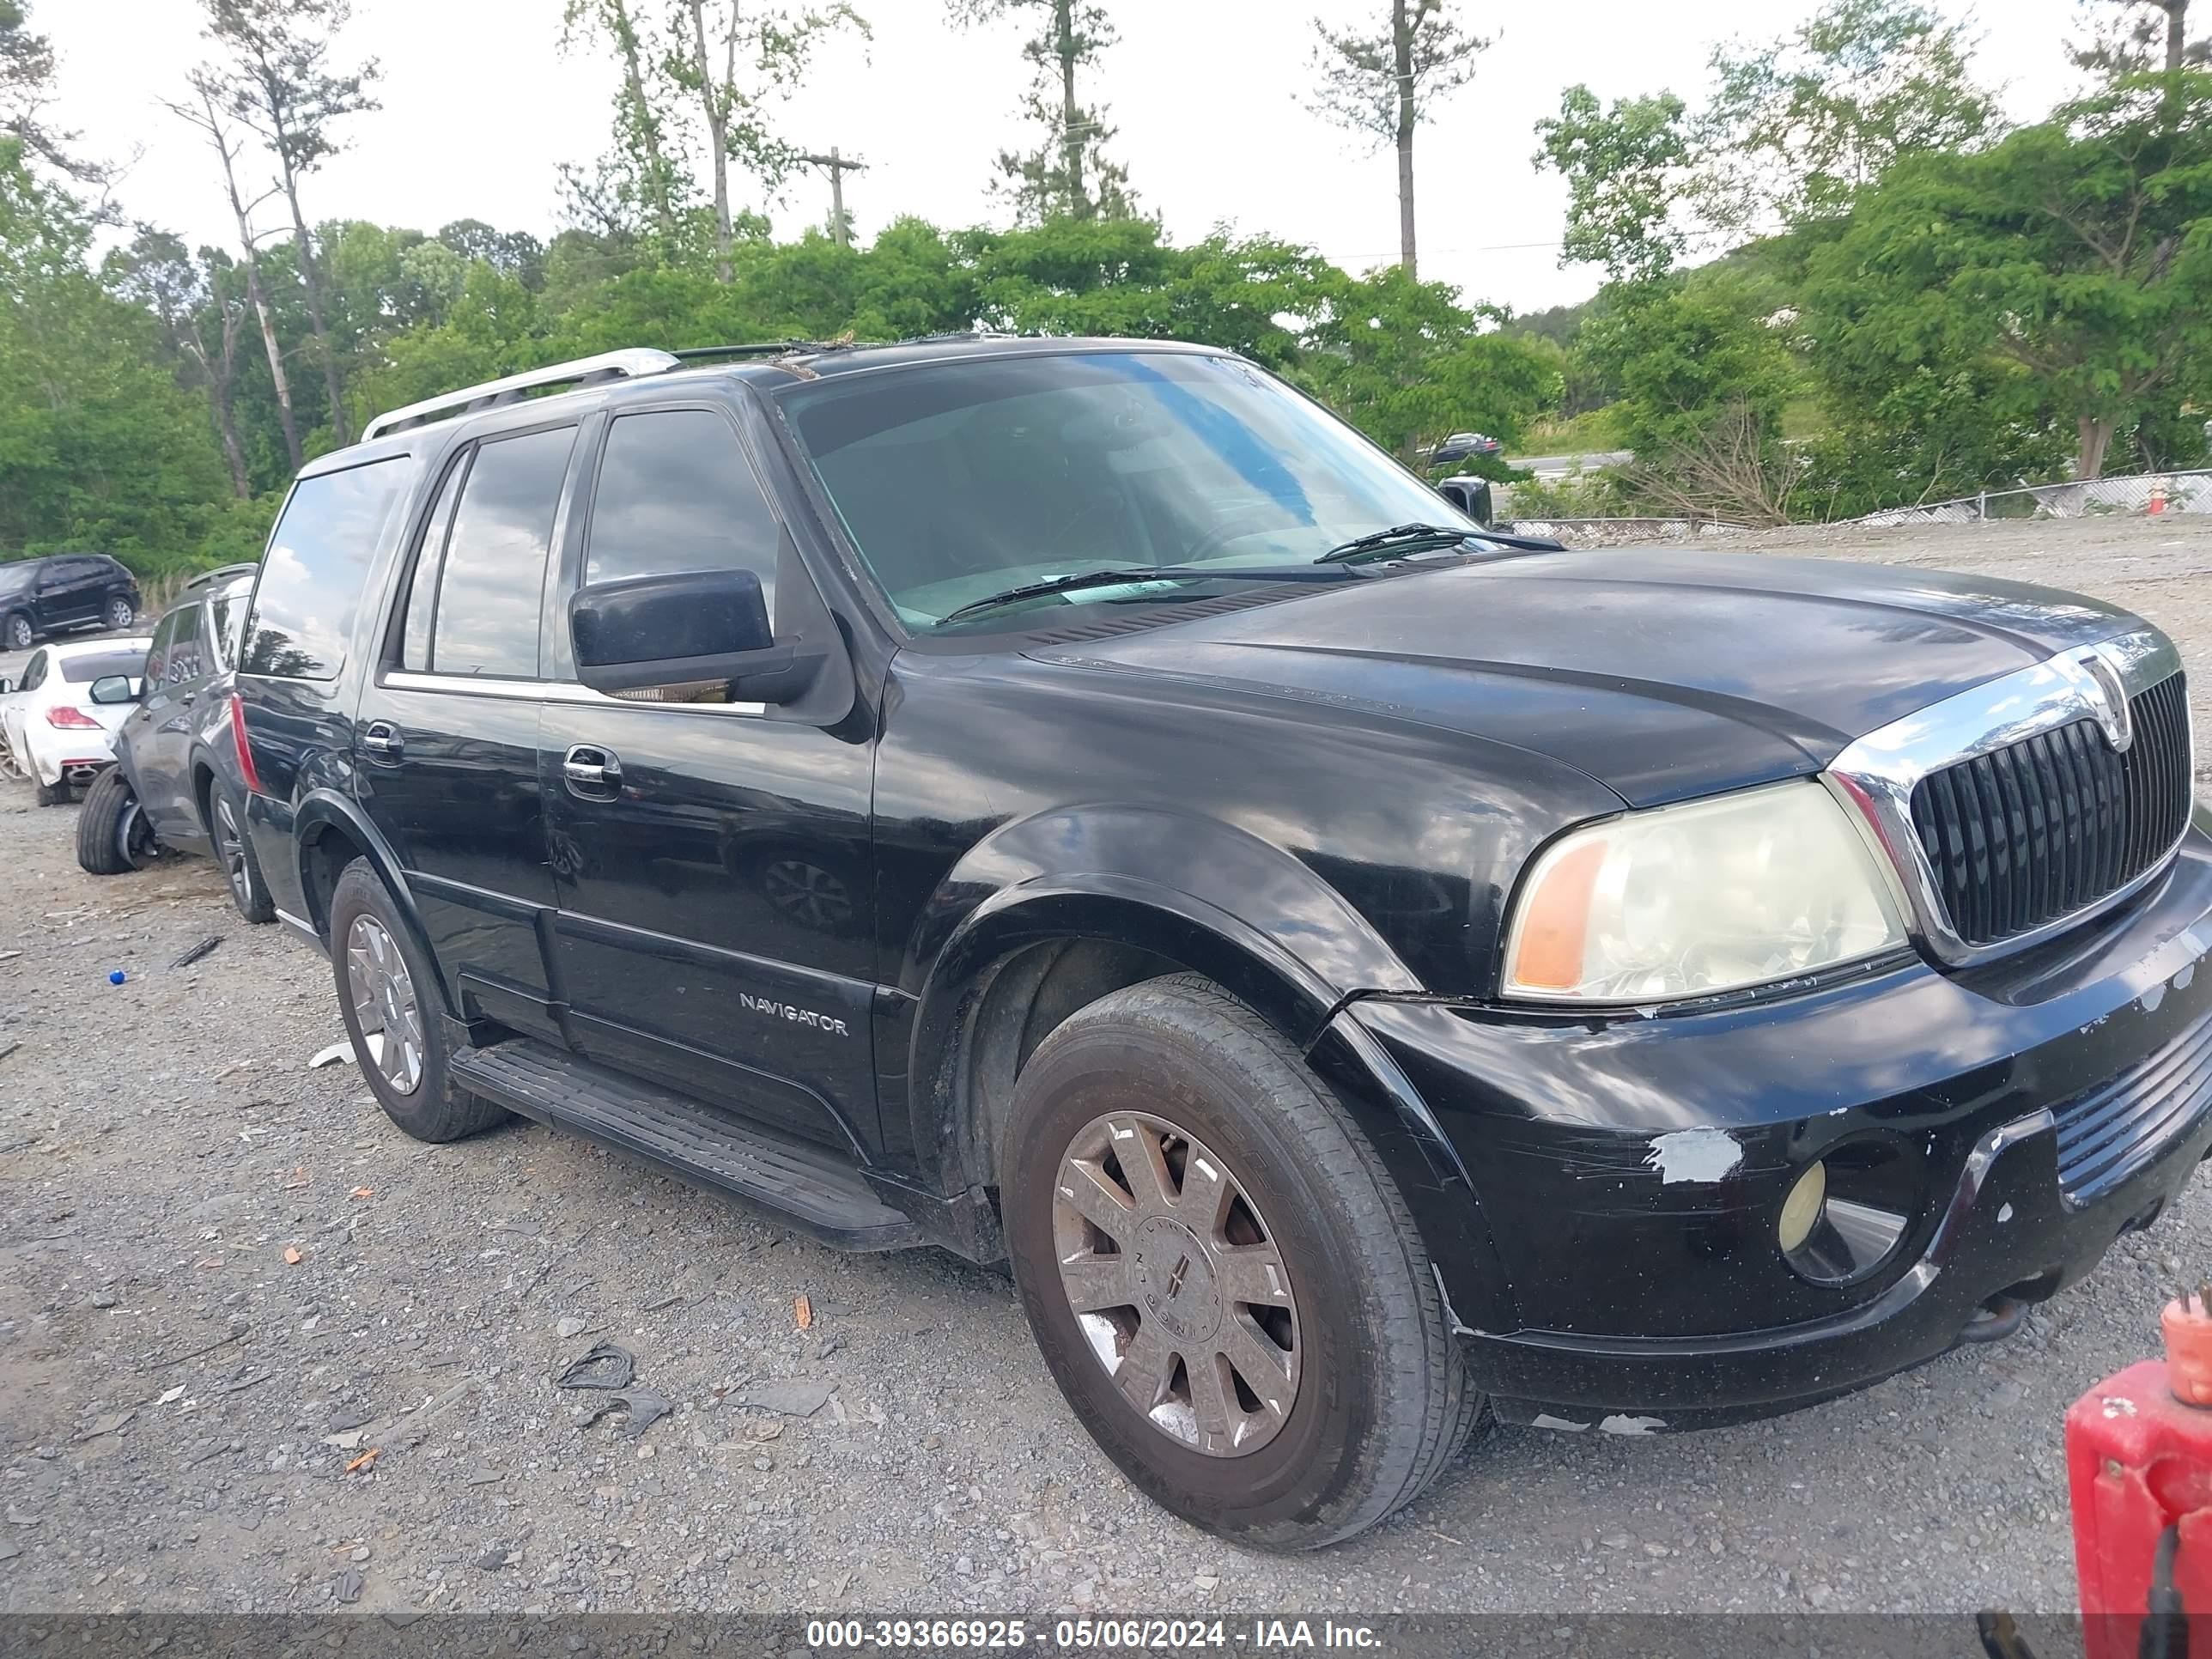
[241,457,410,680]
[142,611,177,684]
[211,588,246,667]
[60,648,146,684]
[431,426,576,678]
[586,410,781,622]
[167,603,209,684]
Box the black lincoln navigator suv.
[232,337,2212,1550]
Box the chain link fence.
[1855,470,2212,527]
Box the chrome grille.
[1907,673,2192,948]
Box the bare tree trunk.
[276,177,347,447]
[1056,0,1088,219]
[685,0,735,283]
[2078,414,2117,481]
[611,0,678,246]
[184,313,253,500]
[1393,0,1417,277]
[2167,0,2188,72]
[180,85,301,471]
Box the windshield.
[0,562,33,595]
[781,350,1478,632]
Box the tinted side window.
[432,426,575,678]
[19,650,45,691]
[586,410,780,621]
[143,612,177,684]
[399,453,468,672]
[243,458,410,679]
[210,590,245,667]
[167,604,209,684]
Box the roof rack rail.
[183,562,259,589]
[667,341,849,362]
[361,348,683,443]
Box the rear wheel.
[103,595,135,631]
[33,770,70,807]
[327,861,505,1143]
[207,775,274,923]
[76,768,152,874]
[1000,973,1484,1550]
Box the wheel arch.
[901,803,1428,1203]
[291,789,459,1018]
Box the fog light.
[1778,1160,1827,1254]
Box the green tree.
[202,0,380,446]
[562,0,690,252]
[1807,70,2212,480]
[0,142,231,567]
[1292,264,1559,460]
[953,0,1137,224]
[667,0,867,282]
[1533,86,1693,282]
[1697,0,1999,233]
[1308,0,1487,278]
[1,0,98,183]
[110,228,257,498]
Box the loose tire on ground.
[328,860,506,1143]
[76,767,149,875]
[1000,971,1485,1550]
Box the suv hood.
[1027,548,2144,807]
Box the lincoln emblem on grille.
[2076,647,2136,755]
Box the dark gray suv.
[75,565,273,923]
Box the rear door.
[33,561,87,631]
[353,421,578,1046]
[535,404,878,1152]
[133,600,214,836]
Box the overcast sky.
[43,0,2094,317]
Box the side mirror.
[88,675,139,706]
[569,568,823,702]
[0,678,12,696]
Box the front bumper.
[1341,818,2212,1431]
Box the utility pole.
[799,146,868,246]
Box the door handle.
[562,744,622,799]
[361,722,404,763]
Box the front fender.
[902,803,1423,1052]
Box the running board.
[449,1038,921,1251]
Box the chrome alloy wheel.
[214,795,250,907]
[344,914,424,1096]
[1052,1111,1302,1456]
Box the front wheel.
[76,768,153,874]
[1000,973,1484,1550]
[327,861,505,1143]
[3,612,32,651]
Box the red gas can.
[2067,1344,2212,1659]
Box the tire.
[76,768,151,874]
[1000,973,1485,1550]
[103,595,136,631]
[205,774,275,923]
[3,612,32,650]
[327,860,505,1142]
[33,770,70,806]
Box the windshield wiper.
[937,564,1354,626]
[1314,523,1477,564]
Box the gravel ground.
[5,514,2212,1620]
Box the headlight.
[1501,779,1906,1004]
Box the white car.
[0,635,151,805]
